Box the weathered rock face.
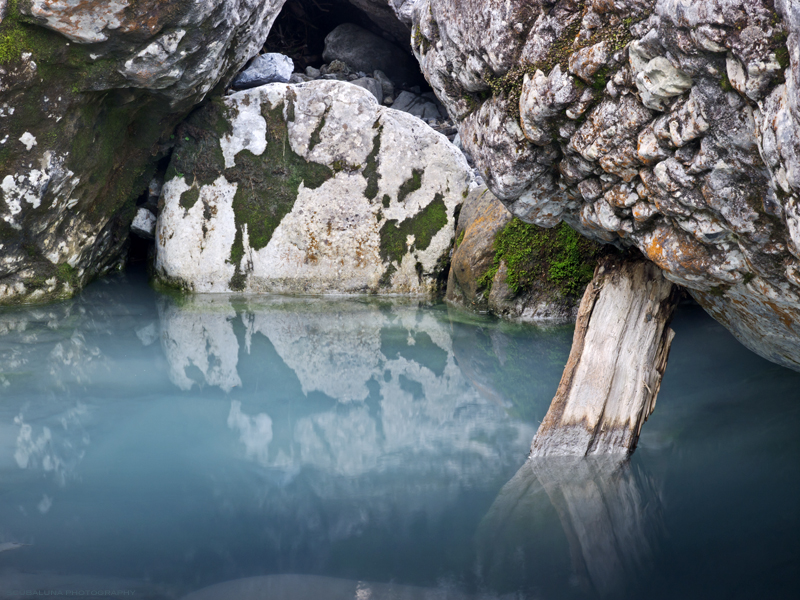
[447,187,512,312]
[0,0,288,305]
[412,0,800,370]
[531,256,678,456]
[448,185,600,322]
[155,80,472,296]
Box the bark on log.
[530,256,679,457]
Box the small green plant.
[478,219,598,297]
[55,263,76,284]
[720,71,734,92]
[547,225,596,296]
[708,285,729,297]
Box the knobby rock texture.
[156,80,471,296]
[0,0,287,304]
[412,0,800,371]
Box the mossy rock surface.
[0,0,289,305]
[155,81,474,298]
[447,186,603,322]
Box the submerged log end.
[530,255,679,458]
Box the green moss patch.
[166,98,233,187]
[397,169,423,204]
[179,186,200,210]
[363,123,383,200]
[379,195,448,265]
[478,219,599,298]
[308,107,329,151]
[167,98,333,257]
[0,2,62,66]
[55,262,76,285]
[228,103,332,252]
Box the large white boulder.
[155,80,472,296]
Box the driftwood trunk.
[530,256,678,457]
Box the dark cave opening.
[263,0,383,71]
[261,0,429,94]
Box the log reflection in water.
[479,457,664,598]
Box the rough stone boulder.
[448,186,600,322]
[411,0,800,370]
[232,52,294,89]
[0,0,288,305]
[155,80,472,296]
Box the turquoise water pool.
[0,269,797,599]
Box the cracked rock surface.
[412,0,800,370]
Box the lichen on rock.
[156,80,473,297]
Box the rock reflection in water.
[0,275,582,596]
[478,457,663,599]
[158,295,537,480]
[0,276,152,494]
[159,295,242,392]
[449,309,572,423]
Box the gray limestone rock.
[412,0,800,371]
[345,1,419,45]
[321,59,351,76]
[392,91,442,120]
[289,73,312,84]
[232,53,294,89]
[373,69,395,98]
[323,23,421,85]
[350,77,384,103]
[131,208,157,240]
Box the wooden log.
[530,256,679,457]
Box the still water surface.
[0,269,797,599]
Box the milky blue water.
[0,269,797,599]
